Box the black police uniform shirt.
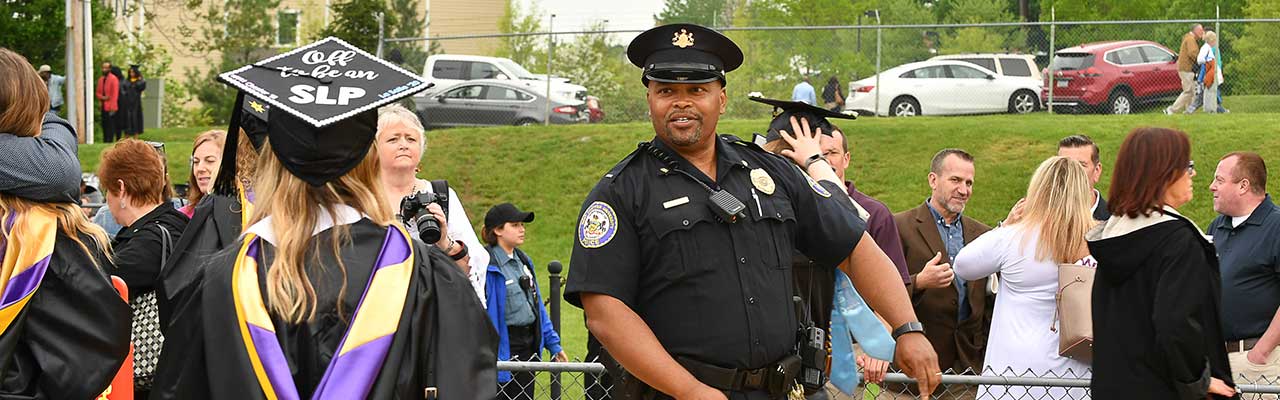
[566,134,867,370]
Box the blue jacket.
[485,246,563,383]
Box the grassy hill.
[79,110,1280,361]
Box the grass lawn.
[80,105,1280,366]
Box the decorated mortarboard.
[213,37,431,189]
[626,24,743,86]
[749,96,857,142]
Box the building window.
[276,10,300,46]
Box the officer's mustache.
[665,108,703,123]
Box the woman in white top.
[955,156,1096,399]
[1196,30,1226,114]
[376,104,490,303]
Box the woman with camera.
[376,104,488,298]
[482,203,565,400]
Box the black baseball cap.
[626,24,743,87]
[215,37,431,187]
[750,96,857,142]
[484,203,535,230]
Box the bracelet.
[892,321,925,339]
[448,240,468,261]
[803,153,826,170]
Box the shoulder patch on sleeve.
[579,201,619,248]
[806,174,832,198]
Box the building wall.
[427,0,503,56]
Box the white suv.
[421,54,587,103]
[929,53,1042,81]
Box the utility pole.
[68,0,94,144]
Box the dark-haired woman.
[1087,127,1236,399]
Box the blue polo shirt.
[1210,195,1280,341]
[926,200,970,321]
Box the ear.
[718,87,728,115]
[115,179,127,195]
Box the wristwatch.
[803,153,827,170]
[892,322,925,339]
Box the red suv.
[1042,40,1182,114]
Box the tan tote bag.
[1053,263,1094,362]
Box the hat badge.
[672,29,695,48]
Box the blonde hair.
[249,141,395,323]
[0,48,49,137]
[1016,156,1096,263]
[377,104,426,153]
[1204,31,1219,46]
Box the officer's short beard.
[662,109,705,147]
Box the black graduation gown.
[152,219,498,400]
[156,193,243,327]
[0,232,131,398]
[119,78,145,135]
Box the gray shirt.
[926,200,971,321]
[1210,195,1280,341]
[0,112,81,203]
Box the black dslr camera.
[400,191,448,243]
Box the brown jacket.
[1177,32,1200,72]
[894,203,992,373]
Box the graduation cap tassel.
[213,91,246,197]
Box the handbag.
[131,223,171,390]
[1053,262,1094,362]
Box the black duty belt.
[676,355,801,394]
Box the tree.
[0,0,115,71]
[496,0,546,72]
[185,0,281,125]
[940,0,1018,54]
[318,0,388,53]
[655,0,731,26]
[385,0,440,74]
[1231,0,1280,94]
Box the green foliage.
[655,0,731,26]
[1231,0,1280,95]
[386,0,435,74]
[939,0,1017,54]
[184,0,281,125]
[318,0,388,53]
[0,0,115,70]
[496,0,547,72]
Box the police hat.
[750,96,857,142]
[215,37,431,187]
[627,24,743,86]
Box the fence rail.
[496,361,1280,399]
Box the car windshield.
[497,59,538,80]
[1051,53,1095,71]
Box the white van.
[421,54,587,103]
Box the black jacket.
[1087,209,1235,399]
[112,204,189,302]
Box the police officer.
[565,24,941,400]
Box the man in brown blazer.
[893,149,993,396]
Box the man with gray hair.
[1167,23,1205,114]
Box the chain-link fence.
[380,18,1280,128]
[496,362,1280,400]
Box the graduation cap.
[212,37,431,190]
[627,24,743,86]
[749,96,857,143]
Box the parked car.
[1041,40,1182,114]
[412,80,587,129]
[844,60,1043,117]
[930,53,1043,81]
[421,54,588,103]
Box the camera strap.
[428,179,450,219]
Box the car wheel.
[1106,90,1133,115]
[1009,90,1038,114]
[516,118,538,126]
[890,97,920,117]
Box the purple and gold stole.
[238,182,256,230]
[231,224,415,400]
[0,208,58,336]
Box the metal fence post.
[1047,6,1055,114]
[548,260,563,400]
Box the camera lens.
[415,213,441,243]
